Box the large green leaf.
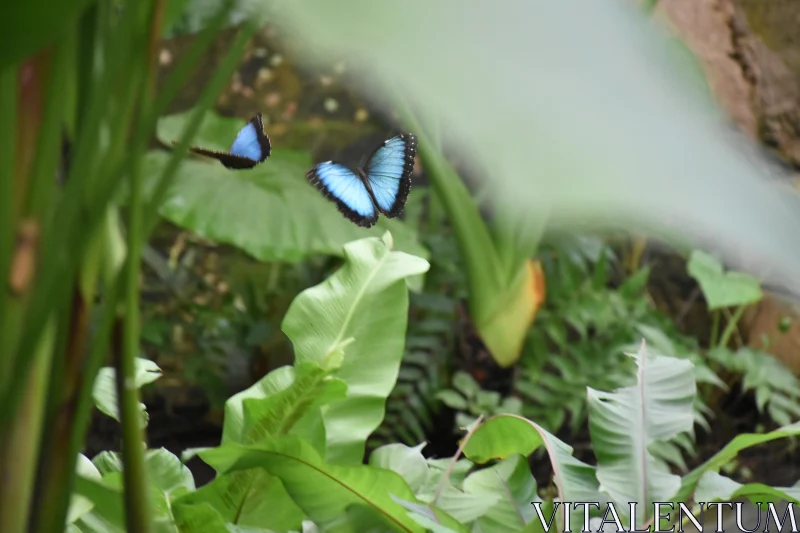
[84,448,195,533]
[462,455,538,532]
[392,497,470,533]
[282,233,429,464]
[91,357,162,427]
[175,469,306,531]
[66,454,102,525]
[178,362,344,531]
[171,502,231,533]
[149,448,197,497]
[420,486,498,526]
[694,471,800,505]
[223,361,348,446]
[70,475,126,533]
[148,110,428,264]
[461,414,602,505]
[221,365,296,445]
[178,233,427,526]
[198,436,464,533]
[369,443,429,493]
[268,1,800,294]
[674,422,800,502]
[370,444,496,528]
[587,343,695,527]
[687,250,763,310]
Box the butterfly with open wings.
[306,133,418,228]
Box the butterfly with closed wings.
[306,133,418,228]
[185,113,271,170]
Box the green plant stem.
[267,261,282,292]
[393,95,503,326]
[75,3,99,129]
[433,414,484,506]
[0,0,145,432]
[0,65,18,389]
[143,20,258,236]
[718,304,746,349]
[26,36,71,219]
[21,36,79,530]
[710,310,720,348]
[115,0,167,527]
[32,283,122,533]
[32,10,251,532]
[0,318,55,533]
[0,2,240,433]
[118,130,152,532]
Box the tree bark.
[654,0,800,372]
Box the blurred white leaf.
[265,0,800,292]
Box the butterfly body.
[187,113,271,169]
[307,133,418,228]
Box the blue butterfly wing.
[364,134,417,217]
[228,114,271,164]
[229,122,259,160]
[307,162,378,227]
[187,114,270,170]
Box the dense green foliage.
[71,270,800,531]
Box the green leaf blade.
[587,343,695,525]
[687,250,763,310]
[282,234,429,464]
[462,414,602,505]
[198,437,430,532]
[91,358,162,427]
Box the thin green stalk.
[718,304,746,349]
[709,309,720,348]
[2,0,186,432]
[76,3,100,130]
[118,123,152,533]
[0,42,70,457]
[30,290,85,533]
[116,0,166,528]
[393,94,504,325]
[0,318,55,533]
[83,0,236,221]
[0,65,18,393]
[267,261,282,293]
[433,414,484,506]
[33,279,122,533]
[20,38,75,450]
[491,197,547,287]
[8,0,233,392]
[143,21,259,237]
[150,0,234,121]
[30,13,254,529]
[26,33,72,219]
[0,0,149,432]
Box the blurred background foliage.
[83,0,800,484]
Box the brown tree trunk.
[653,0,800,372]
[656,0,800,169]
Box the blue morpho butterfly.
[306,133,418,228]
[184,113,271,170]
